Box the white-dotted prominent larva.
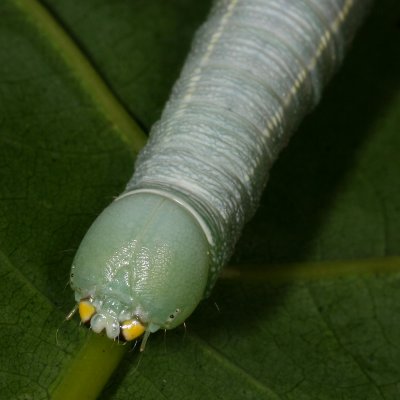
[70,0,372,350]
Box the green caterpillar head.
[70,191,210,349]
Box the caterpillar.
[69,0,372,350]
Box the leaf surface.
[0,0,399,399]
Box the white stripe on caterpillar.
[70,0,372,347]
[126,0,372,292]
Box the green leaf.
[0,0,399,399]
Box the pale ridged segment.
[126,0,372,294]
[71,0,372,342]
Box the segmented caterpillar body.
[70,0,372,349]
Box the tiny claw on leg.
[65,304,78,321]
[140,330,151,352]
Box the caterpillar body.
[70,0,372,349]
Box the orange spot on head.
[121,319,145,341]
[79,300,96,323]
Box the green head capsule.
[70,192,210,349]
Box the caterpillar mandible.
[70,0,372,350]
